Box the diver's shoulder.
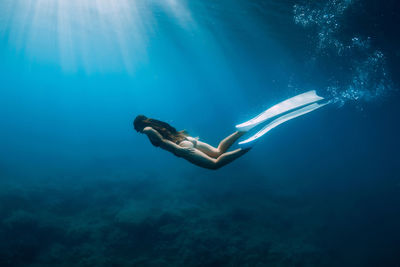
[142,126,155,134]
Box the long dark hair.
[133,115,188,145]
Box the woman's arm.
[142,127,193,157]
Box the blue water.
[1,0,399,266]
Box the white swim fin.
[236,90,324,132]
[239,102,329,148]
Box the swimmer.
[133,115,250,170]
[133,91,327,170]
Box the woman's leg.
[213,148,251,170]
[196,131,246,158]
[195,141,220,158]
[217,131,246,154]
[185,147,251,170]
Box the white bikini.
[179,136,198,148]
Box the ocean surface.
[1,0,399,266]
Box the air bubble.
[293,0,392,107]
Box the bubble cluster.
[294,0,351,50]
[293,0,392,107]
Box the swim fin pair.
[236,90,328,148]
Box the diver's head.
[133,115,187,145]
[133,115,148,133]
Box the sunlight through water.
[0,0,194,73]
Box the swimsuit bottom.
[179,136,198,148]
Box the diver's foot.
[242,147,252,153]
[239,141,254,150]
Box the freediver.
[133,90,327,170]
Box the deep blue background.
[0,0,399,266]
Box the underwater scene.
[1,0,399,266]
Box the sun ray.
[0,0,195,73]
